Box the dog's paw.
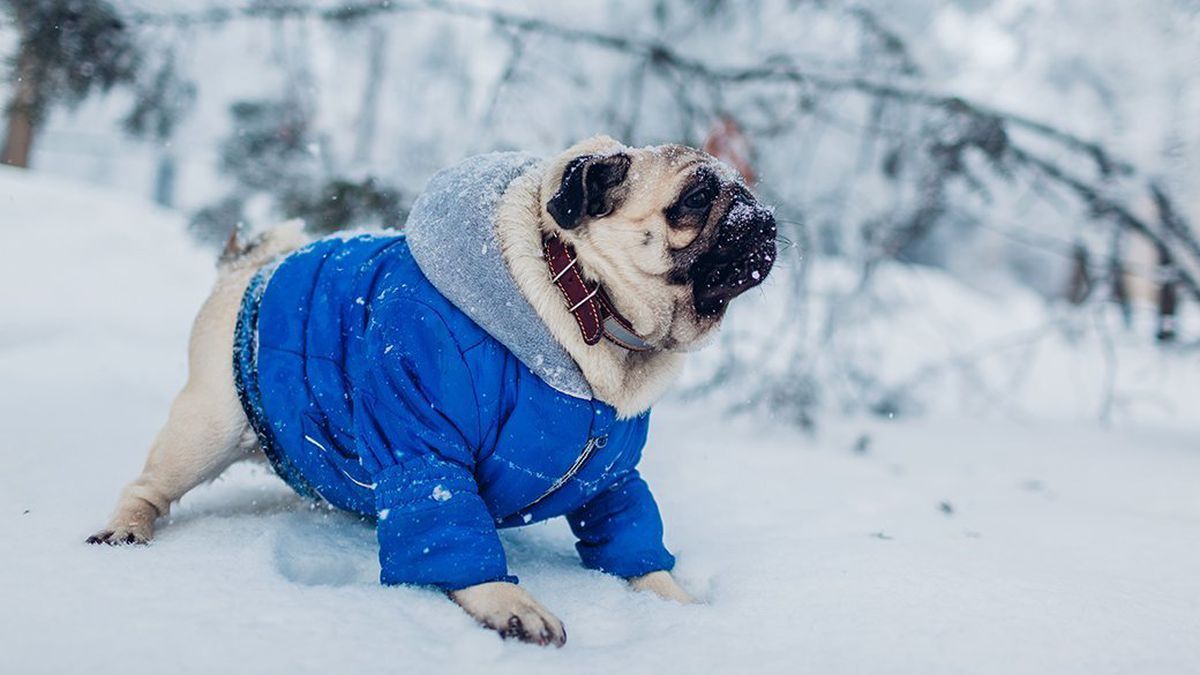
[85,525,152,546]
[450,581,566,647]
[86,500,158,546]
[629,570,697,604]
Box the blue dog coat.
[234,152,675,590]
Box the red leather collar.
[542,235,653,351]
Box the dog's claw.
[501,615,526,640]
[493,613,561,646]
[85,527,151,546]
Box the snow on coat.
[233,152,675,590]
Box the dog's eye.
[682,186,715,210]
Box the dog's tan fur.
[88,222,309,547]
[89,139,726,646]
[495,135,733,416]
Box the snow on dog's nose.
[689,198,777,317]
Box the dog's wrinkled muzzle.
[689,199,777,317]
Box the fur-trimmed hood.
[405,151,594,400]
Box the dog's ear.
[546,153,631,230]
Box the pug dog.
[88,136,776,647]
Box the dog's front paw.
[629,570,697,604]
[85,525,152,546]
[86,499,158,545]
[450,582,566,647]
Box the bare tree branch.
[1010,146,1200,302]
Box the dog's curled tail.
[218,220,311,270]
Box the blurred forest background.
[3,0,1199,427]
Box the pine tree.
[190,97,406,244]
[1,0,139,167]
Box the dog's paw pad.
[492,611,566,647]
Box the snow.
[2,168,1199,673]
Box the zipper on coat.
[518,434,606,513]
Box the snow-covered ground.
[2,168,1198,674]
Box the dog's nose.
[711,200,776,261]
[688,197,777,317]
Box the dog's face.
[540,136,776,350]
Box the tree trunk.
[1066,243,1092,305]
[2,50,41,168]
[153,152,177,207]
[1155,244,1178,343]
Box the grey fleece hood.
[405,151,592,400]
